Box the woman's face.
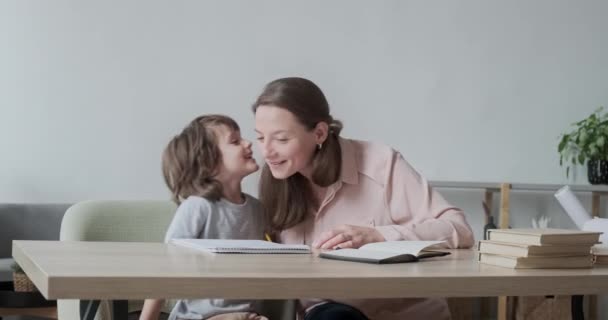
[254,105,320,179]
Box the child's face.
[214,125,259,180]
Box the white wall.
[1,1,608,215]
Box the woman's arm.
[374,152,475,248]
[314,152,475,250]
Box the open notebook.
[170,239,311,254]
[319,240,448,264]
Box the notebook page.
[170,239,310,253]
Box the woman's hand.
[312,225,385,249]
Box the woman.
[252,77,474,320]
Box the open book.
[170,239,310,254]
[318,241,449,264]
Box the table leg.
[497,183,511,320]
[590,192,601,320]
[80,300,100,320]
[113,300,129,320]
[572,295,584,320]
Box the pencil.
[264,233,272,242]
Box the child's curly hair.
[161,114,239,204]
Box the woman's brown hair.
[252,77,343,232]
[161,114,239,204]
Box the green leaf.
[558,135,569,152]
[598,136,605,148]
[557,134,568,153]
[580,130,588,143]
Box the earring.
[317,143,322,150]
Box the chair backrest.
[60,200,176,242]
[58,200,177,320]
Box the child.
[140,115,268,320]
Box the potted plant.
[558,107,608,184]
[10,261,37,292]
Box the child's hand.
[247,313,268,320]
[207,312,268,320]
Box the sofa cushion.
[0,257,14,275]
[0,203,71,258]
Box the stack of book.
[478,228,601,269]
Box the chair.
[58,200,177,320]
[58,200,295,320]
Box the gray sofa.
[0,203,71,277]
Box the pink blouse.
[279,138,475,320]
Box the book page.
[592,244,608,256]
[490,228,600,236]
[358,240,445,255]
[322,248,400,260]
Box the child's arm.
[139,299,165,320]
[207,312,268,320]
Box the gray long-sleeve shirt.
[165,194,265,320]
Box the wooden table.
[13,240,608,319]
